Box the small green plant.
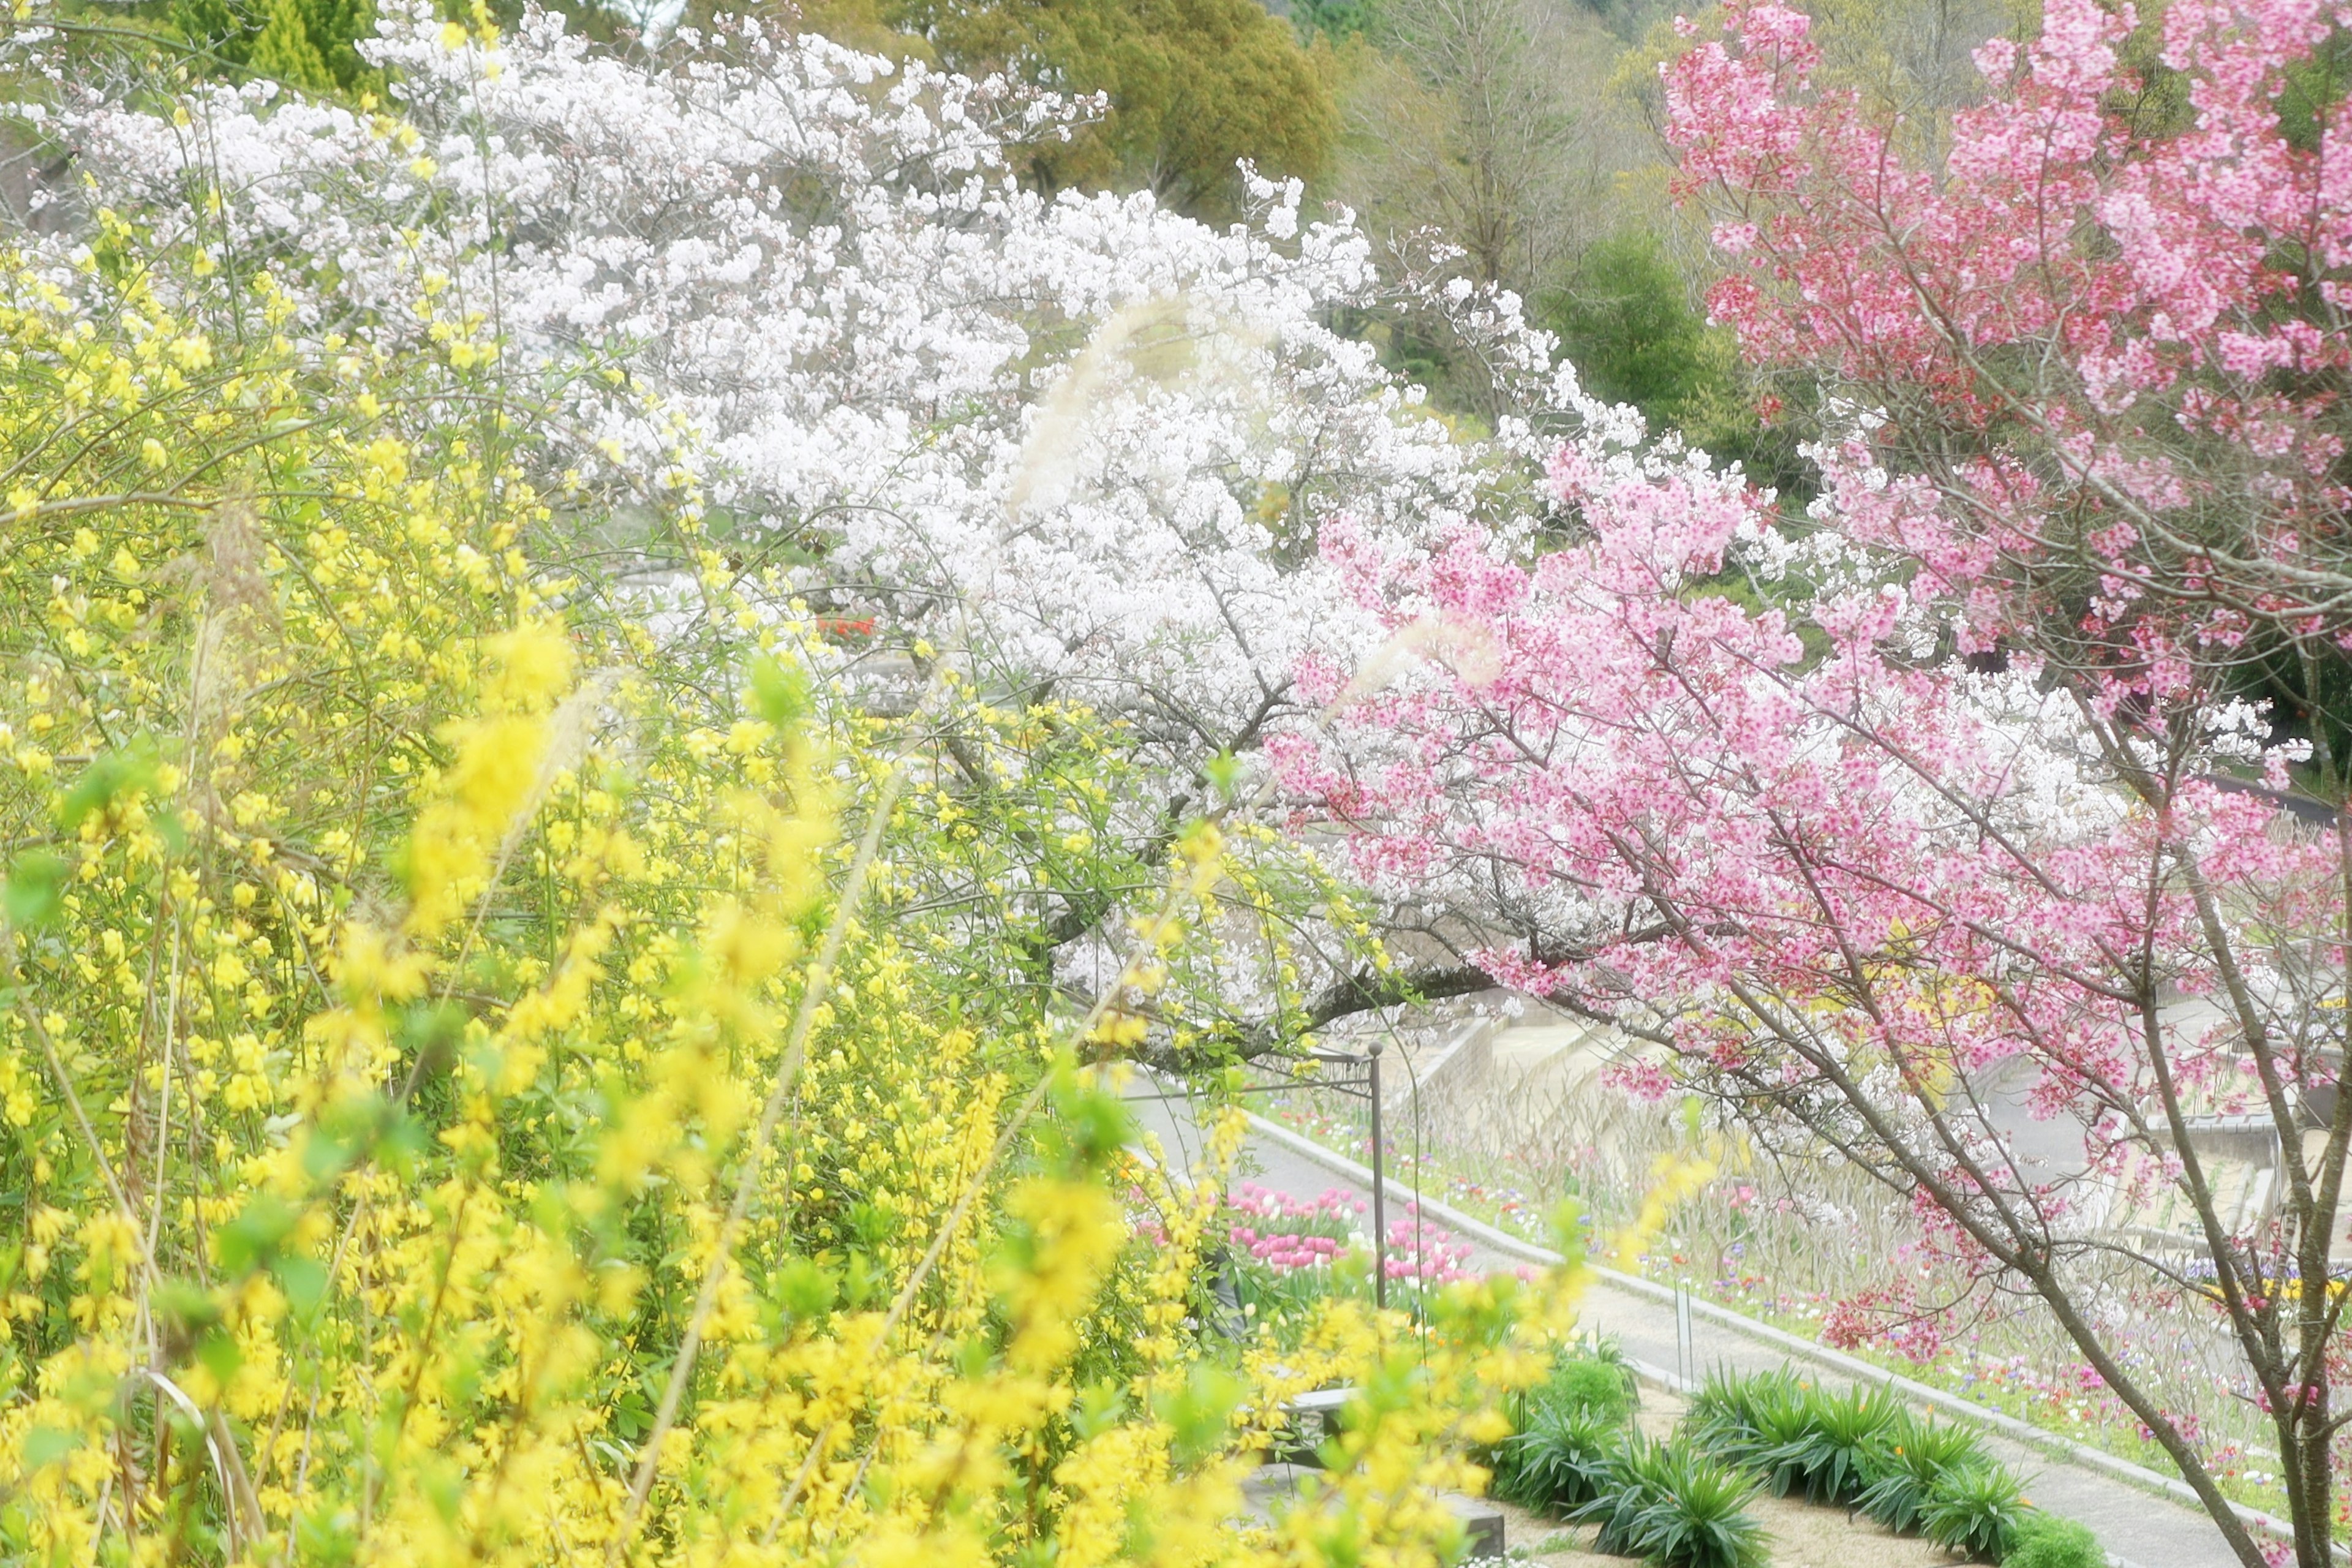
[1684,1367,1777,1443]
[1855,1412,1994,1533]
[1918,1461,2028,1561]
[1538,1351,1640,1425]
[1574,1438,1672,1556]
[1765,1383,1901,1504]
[2003,1511,2103,1568]
[1504,1338,1638,1432]
[1684,1368,1791,1450]
[1573,1439,1768,1568]
[1683,1368,1814,1492]
[1494,1401,1625,1513]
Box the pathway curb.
[1243,1109,2299,1552]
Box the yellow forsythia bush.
[0,243,1580,1566]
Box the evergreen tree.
[168,0,257,70]
[165,0,379,91]
[798,0,1337,219]
[1539,229,1806,492]
[249,0,337,91]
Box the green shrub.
[1494,1401,1625,1514]
[2003,1511,2104,1568]
[1573,1439,1768,1568]
[1918,1461,2028,1561]
[1538,1352,1640,1426]
[1538,231,1721,430]
[1855,1412,1994,1533]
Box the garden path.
[1123,1079,2244,1568]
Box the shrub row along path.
[1123,1079,2240,1568]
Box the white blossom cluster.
[40,4,1575,781]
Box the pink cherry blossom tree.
[1281,2,2352,1562]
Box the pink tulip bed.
[1219,1182,1479,1329]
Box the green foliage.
[1682,1367,1772,1442]
[1,851,67,932]
[1493,1400,1623,1513]
[1538,230,1810,494]
[1683,1368,1812,1482]
[1489,1341,1636,1513]
[166,0,252,66]
[1291,0,1369,43]
[1539,1350,1638,1426]
[1681,1371,2026,1562]
[2003,1510,2103,1568]
[1918,1460,2029,1561]
[1855,1411,1994,1534]
[165,0,380,90]
[814,0,1337,218]
[1769,1383,1900,1504]
[1572,1439,1768,1568]
[1687,1371,1904,1506]
[249,0,336,89]
[1542,232,1722,426]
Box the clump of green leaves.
[1687,1368,2019,1545]
[1572,1438,1767,1568]
[1543,1354,1638,1423]
[1683,1368,1816,1488]
[1516,1338,1637,1425]
[1918,1458,2029,1561]
[1855,1411,1994,1534]
[1488,1339,1640,1508]
[1768,1383,1901,1504]
[1493,1400,1623,1513]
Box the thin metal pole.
[1370,1041,1386,1312]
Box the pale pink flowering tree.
[24,3,1583,1055]
[1280,2,2352,1561]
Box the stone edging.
[1242,1109,2301,1551]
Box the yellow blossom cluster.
[0,235,1603,1568]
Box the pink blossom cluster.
[1276,1,2352,1550]
[1821,1285,1945,1363]
[1660,0,2352,672]
[1381,1206,1474,1285]
[1230,1228,1348,1272]
[1227,1183,1360,1274]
